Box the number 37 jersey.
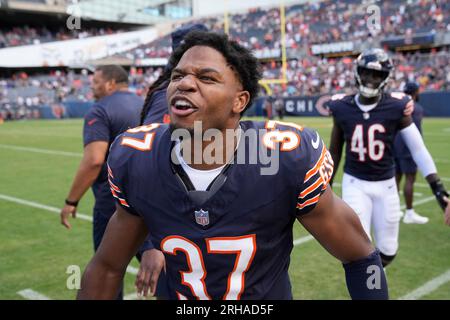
[326,93,413,181]
[107,120,334,300]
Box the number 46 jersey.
[107,120,334,300]
[326,93,413,181]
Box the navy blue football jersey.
[326,92,412,181]
[142,87,171,125]
[83,91,143,214]
[107,120,334,300]
[394,101,423,160]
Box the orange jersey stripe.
[304,145,327,183]
[297,194,320,210]
[299,177,323,199]
[108,178,121,193]
[119,198,130,207]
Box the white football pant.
[341,173,402,256]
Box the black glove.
[429,179,449,211]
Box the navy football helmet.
[354,48,393,98]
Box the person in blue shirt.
[60,65,164,298]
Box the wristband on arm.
[65,199,79,207]
[429,179,449,211]
[343,249,389,300]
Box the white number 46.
[351,124,385,162]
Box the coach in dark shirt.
[60,65,164,298]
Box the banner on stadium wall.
[0,28,158,67]
[39,101,94,119]
[252,93,450,118]
[310,41,354,55]
[380,32,435,49]
[36,92,450,119]
[252,95,332,117]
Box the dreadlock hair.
[168,31,262,115]
[139,67,172,125]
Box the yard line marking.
[403,195,435,208]
[124,292,139,300]
[0,192,438,255]
[0,193,140,276]
[0,193,92,222]
[441,177,450,182]
[0,144,82,157]
[17,289,51,300]
[398,269,450,300]
[435,158,449,164]
[399,191,423,197]
[293,235,314,246]
[292,195,437,248]
[126,266,139,275]
[415,183,430,188]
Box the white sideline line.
[292,195,438,248]
[126,266,138,275]
[0,193,92,222]
[5,190,449,300]
[0,191,439,254]
[398,269,450,300]
[17,289,51,300]
[124,292,139,300]
[0,144,82,157]
[293,235,314,246]
[0,193,142,276]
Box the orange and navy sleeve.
[106,137,140,216]
[296,128,334,216]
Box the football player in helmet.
[327,48,449,267]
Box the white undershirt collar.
[355,93,378,113]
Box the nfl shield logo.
[195,209,209,226]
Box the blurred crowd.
[0,26,123,48]
[263,49,450,97]
[2,0,450,119]
[0,66,165,119]
[118,0,450,61]
[2,49,450,119]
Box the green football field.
[0,117,449,300]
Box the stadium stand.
[2,0,450,118]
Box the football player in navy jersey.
[327,48,450,268]
[77,31,389,300]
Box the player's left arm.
[398,114,449,212]
[298,188,388,299]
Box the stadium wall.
[249,92,450,118]
[0,28,158,67]
[35,92,450,120]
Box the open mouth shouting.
[170,97,199,117]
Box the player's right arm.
[77,205,149,299]
[398,112,449,213]
[298,187,388,299]
[328,117,344,186]
[295,128,387,299]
